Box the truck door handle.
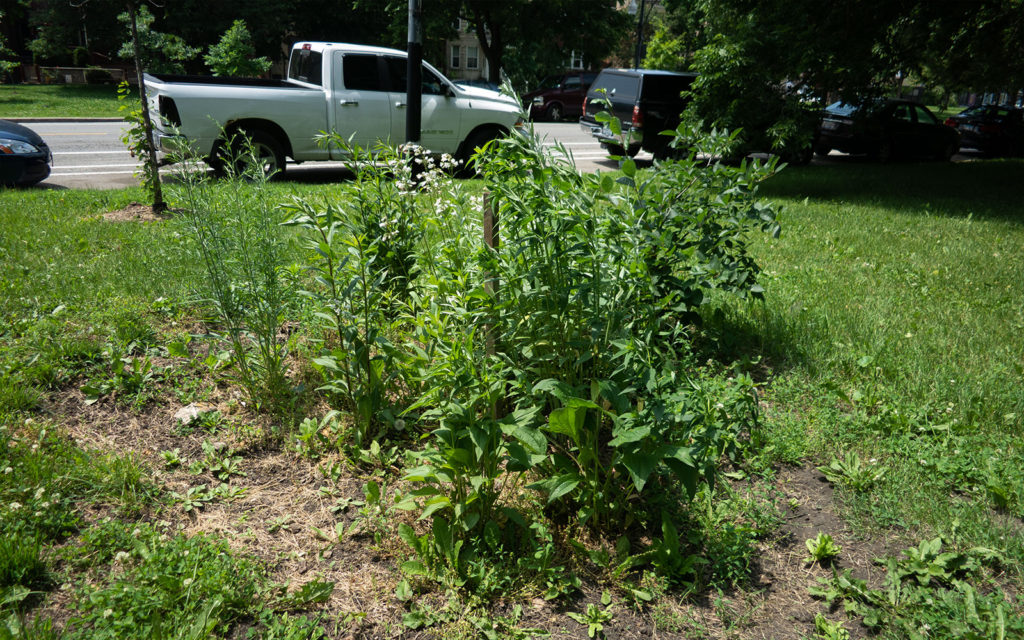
[394,101,407,109]
[339,99,359,106]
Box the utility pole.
[633,0,646,69]
[406,0,423,145]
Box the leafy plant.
[566,591,614,639]
[805,533,842,565]
[172,138,296,418]
[204,20,271,77]
[818,452,885,493]
[810,538,1022,637]
[813,614,850,640]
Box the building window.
[570,50,584,70]
[450,45,460,69]
[466,45,479,69]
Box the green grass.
[0,84,134,118]
[710,157,1024,577]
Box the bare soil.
[34,370,900,639]
[101,202,173,222]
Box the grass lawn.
[0,84,131,118]
[1,155,1021,638]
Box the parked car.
[579,68,697,158]
[146,42,523,177]
[943,104,1024,156]
[523,72,597,121]
[815,99,959,162]
[0,120,52,187]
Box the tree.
[458,0,629,88]
[204,19,270,77]
[651,0,1024,157]
[0,10,19,79]
[117,4,199,74]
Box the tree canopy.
[643,0,1024,156]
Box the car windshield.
[539,75,561,90]
[825,101,860,117]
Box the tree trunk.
[466,1,503,85]
[128,1,165,213]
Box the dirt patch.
[38,373,912,639]
[720,465,902,640]
[101,202,173,222]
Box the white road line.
[54,151,133,156]
[52,163,140,170]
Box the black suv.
[580,68,697,158]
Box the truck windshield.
[289,49,323,86]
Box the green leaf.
[398,523,419,550]
[166,341,190,358]
[400,560,428,577]
[395,579,412,601]
[402,610,427,629]
[620,450,659,492]
[607,424,650,447]
[621,157,637,178]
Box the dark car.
[579,68,697,158]
[0,120,52,187]
[943,104,1024,156]
[522,72,597,121]
[815,99,959,162]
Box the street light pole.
[406,0,423,144]
[633,0,646,69]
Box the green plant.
[172,138,296,418]
[566,591,614,639]
[116,80,162,205]
[204,20,271,77]
[818,452,885,493]
[64,526,263,639]
[804,533,842,565]
[813,614,849,640]
[281,141,419,440]
[810,538,1023,637]
[189,440,246,482]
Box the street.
[32,121,624,190]
[29,120,972,190]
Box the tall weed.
[172,137,295,418]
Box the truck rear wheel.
[218,129,286,180]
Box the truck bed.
[146,74,309,90]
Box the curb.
[3,117,125,123]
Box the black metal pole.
[406,0,423,144]
[633,0,646,69]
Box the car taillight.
[582,96,588,114]
[943,118,956,127]
[631,105,643,128]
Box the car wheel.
[875,139,893,163]
[546,103,564,122]
[604,143,638,158]
[936,141,957,162]
[814,144,831,157]
[222,129,286,180]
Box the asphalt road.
[26,120,972,190]
[30,121,622,190]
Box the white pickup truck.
[145,41,523,176]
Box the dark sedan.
[944,104,1023,156]
[0,119,52,187]
[815,99,959,162]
